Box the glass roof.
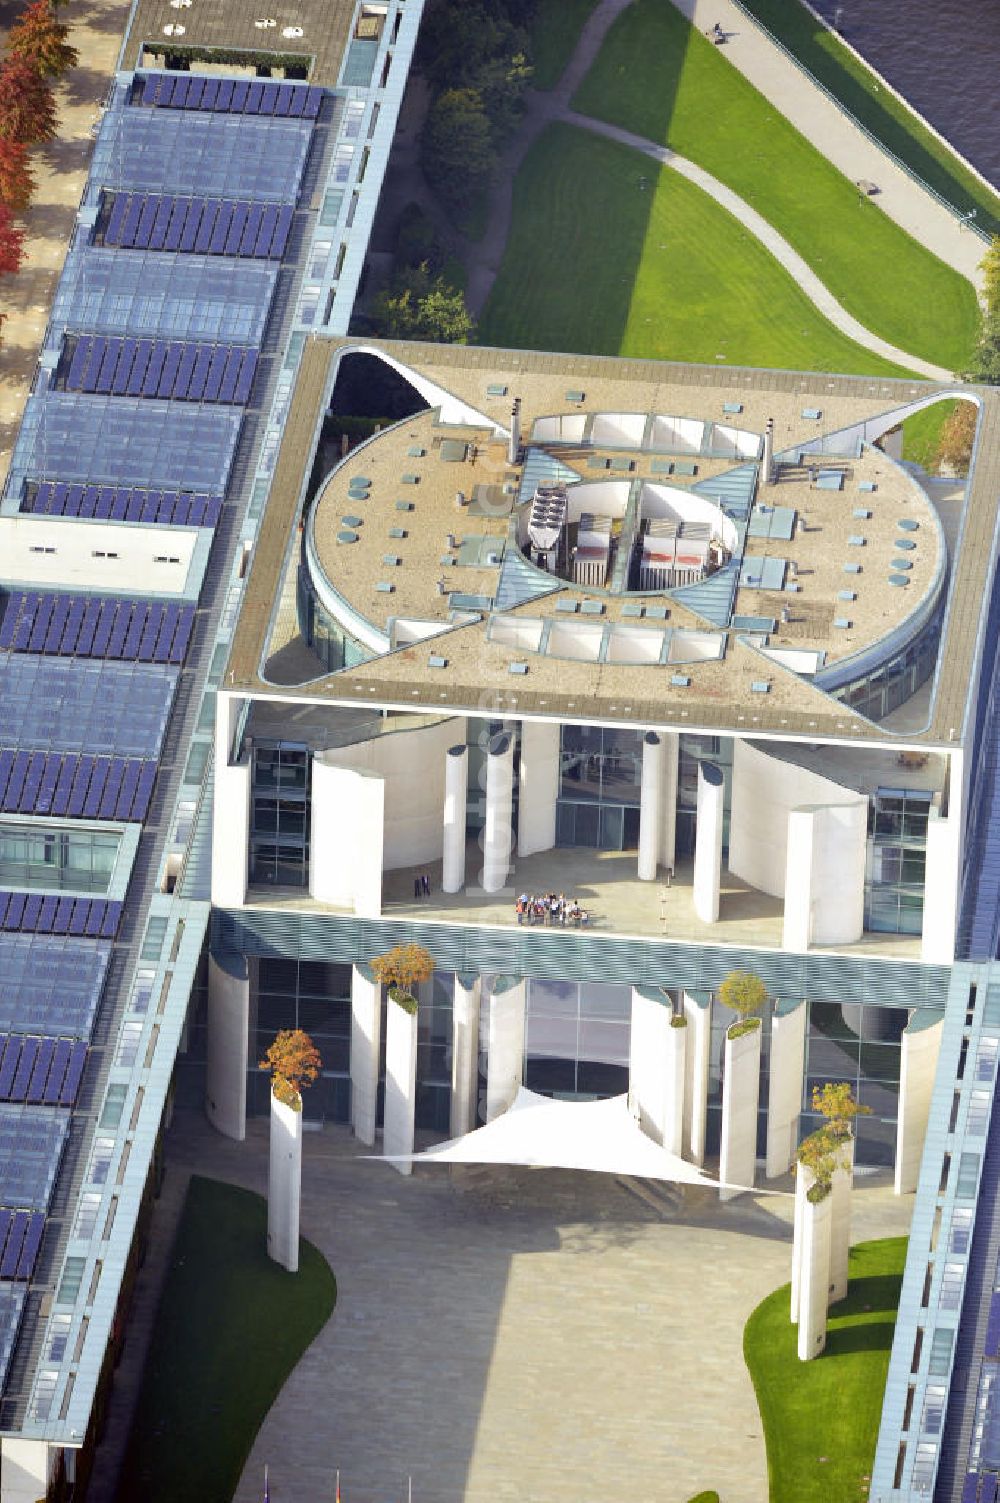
[0,1106,68,1210]
[0,936,108,1040]
[0,1285,25,1391]
[88,108,312,204]
[51,247,277,344]
[0,654,176,756]
[8,392,242,493]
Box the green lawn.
[478,123,912,378]
[529,0,601,89]
[118,1176,336,1503]
[744,1235,907,1503]
[901,399,958,471]
[571,0,979,372]
[736,0,1000,238]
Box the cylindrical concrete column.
[383,997,418,1176]
[487,976,525,1121]
[682,989,711,1165]
[638,732,663,882]
[350,963,381,1147]
[206,950,249,1142]
[719,1020,761,1201]
[829,1138,854,1304]
[693,762,724,923]
[451,973,481,1136]
[797,1186,833,1361]
[790,1162,809,1323]
[629,986,685,1152]
[766,998,807,1178]
[267,1088,302,1272]
[518,719,560,857]
[895,1009,945,1195]
[442,744,468,893]
[482,731,514,894]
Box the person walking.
[421,871,431,898]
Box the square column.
[311,759,384,916]
[206,949,249,1142]
[629,986,685,1152]
[719,1020,761,1201]
[383,997,418,1176]
[921,809,960,963]
[350,963,382,1147]
[482,731,514,894]
[451,973,481,1136]
[895,1008,945,1195]
[693,762,724,923]
[766,998,807,1178]
[682,989,711,1165]
[442,744,468,893]
[518,719,560,857]
[486,976,525,1121]
[638,732,663,881]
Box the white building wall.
[895,1010,945,1195]
[921,809,961,963]
[0,1439,58,1503]
[487,976,525,1121]
[383,999,418,1176]
[211,692,250,907]
[693,762,724,922]
[451,973,481,1136]
[682,990,711,1165]
[766,999,807,1178]
[350,964,381,1147]
[782,801,867,949]
[310,760,384,916]
[267,1089,302,1273]
[629,987,684,1150]
[205,951,249,1141]
[518,719,560,857]
[719,1022,761,1200]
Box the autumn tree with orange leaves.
[0,55,57,146]
[7,0,78,78]
[260,1029,322,1110]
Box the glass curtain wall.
[249,957,352,1122]
[522,978,631,1097]
[249,741,311,886]
[557,725,643,850]
[865,787,931,934]
[676,734,733,858]
[0,824,120,893]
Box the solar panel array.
[139,74,323,120]
[0,936,108,1040]
[23,482,222,527]
[61,335,258,406]
[0,750,156,821]
[103,193,293,260]
[0,656,177,758]
[0,1212,45,1283]
[0,1107,69,1210]
[0,1037,88,1109]
[0,593,195,666]
[0,893,122,939]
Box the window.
[250,743,310,886]
[0,824,120,894]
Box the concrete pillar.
[682,989,711,1165]
[267,1088,302,1272]
[518,719,560,857]
[829,1138,854,1304]
[719,1020,761,1201]
[451,973,481,1136]
[0,1439,57,1503]
[895,1008,945,1195]
[211,692,250,907]
[783,802,866,951]
[482,732,514,894]
[311,759,384,916]
[660,730,680,873]
[693,762,724,923]
[638,733,663,881]
[921,809,960,964]
[790,1163,808,1323]
[629,987,685,1152]
[205,949,249,1142]
[486,976,525,1121]
[797,1185,833,1360]
[782,808,816,953]
[766,999,807,1178]
[383,996,418,1176]
[442,744,468,893]
[350,963,381,1147]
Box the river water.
[808,0,1000,188]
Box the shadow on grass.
[116,1175,336,1503]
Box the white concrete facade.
[782,801,867,951]
[482,732,515,894]
[383,997,418,1176]
[0,1438,59,1503]
[451,973,481,1136]
[797,1186,833,1360]
[921,809,961,963]
[350,964,382,1147]
[310,759,384,916]
[719,1021,761,1200]
[682,989,711,1165]
[660,730,679,873]
[693,762,724,923]
[629,986,685,1152]
[205,950,249,1141]
[267,1088,303,1273]
[638,732,663,881]
[766,999,807,1178]
[442,743,468,892]
[518,719,560,857]
[211,692,250,907]
[487,976,526,1121]
[895,1010,946,1195]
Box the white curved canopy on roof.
[376,1088,787,1194]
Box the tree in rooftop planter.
[717,972,766,1202]
[259,1029,321,1272]
[371,945,435,1174]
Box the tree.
[981,235,1000,319]
[372,263,475,344]
[7,0,79,78]
[811,1082,870,1138]
[964,312,1000,385]
[370,943,435,1011]
[934,399,978,474]
[0,139,35,213]
[0,203,25,276]
[796,1082,870,1192]
[421,88,494,211]
[260,1028,321,1109]
[717,970,767,1022]
[0,55,57,145]
[417,0,529,93]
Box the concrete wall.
[383,998,418,1175]
[310,760,384,916]
[451,973,481,1136]
[518,719,560,857]
[629,987,685,1152]
[350,963,381,1147]
[693,763,724,923]
[895,1009,945,1195]
[682,990,711,1165]
[921,808,961,963]
[0,515,198,595]
[766,999,807,1178]
[0,1439,58,1503]
[267,1088,302,1273]
[719,1022,761,1200]
[782,800,867,949]
[211,693,250,907]
[486,976,525,1121]
[205,949,249,1141]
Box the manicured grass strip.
[736,0,1000,238]
[744,1235,907,1503]
[529,0,601,89]
[572,0,979,372]
[686,1493,721,1502]
[119,1175,336,1503]
[901,399,958,471]
[478,123,912,379]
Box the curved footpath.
[466,0,977,379]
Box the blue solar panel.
[187,347,213,402]
[0,935,108,1038]
[81,759,109,817]
[89,601,115,658]
[149,197,173,250]
[120,194,143,247]
[21,896,43,933]
[234,349,257,406]
[178,200,202,252]
[271,204,293,259]
[11,1040,38,1100]
[223,201,249,257]
[126,338,153,396]
[0,1105,68,1209]
[43,1040,70,1105]
[164,200,185,252]
[255,204,278,256]
[200,78,220,112]
[136,195,158,246]
[0,655,177,758]
[66,336,92,390]
[215,78,235,111]
[60,1041,87,1105]
[44,598,70,653]
[246,80,266,114]
[3,752,29,810]
[15,1212,44,1280]
[104,193,128,246]
[171,344,198,399]
[130,762,157,819]
[80,484,100,518]
[27,1039,54,1104]
[240,203,265,256]
[194,203,217,254]
[0,1044,18,1100]
[0,1212,29,1279]
[209,204,232,255]
[158,341,184,397]
[20,753,45,807]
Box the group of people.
[515,892,590,927]
[412,872,432,899]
